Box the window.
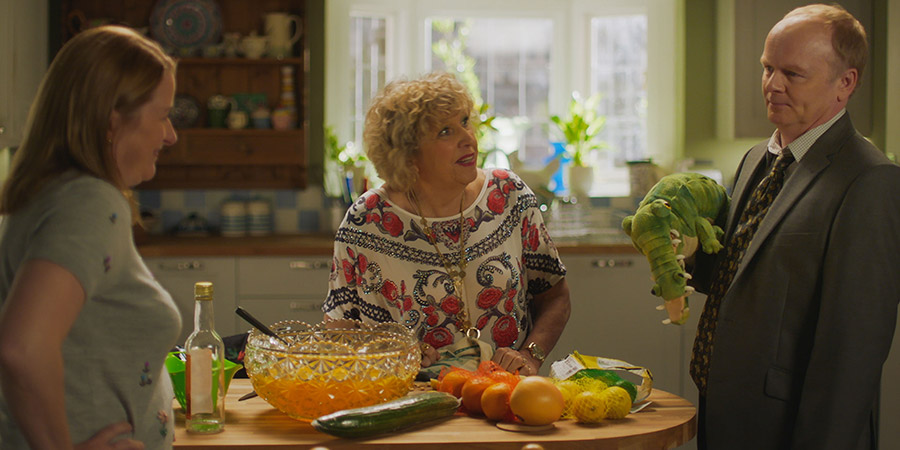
[326,0,680,196]
[349,16,388,146]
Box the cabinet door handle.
[157,260,204,271]
[289,301,323,312]
[289,261,329,270]
[591,259,633,268]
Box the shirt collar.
[766,109,846,161]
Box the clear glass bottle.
[184,281,225,433]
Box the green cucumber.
[311,391,460,438]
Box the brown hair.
[363,72,475,192]
[784,3,867,81]
[0,25,175,216]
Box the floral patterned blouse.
[324,169,566,351]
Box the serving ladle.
[234,306,290,401]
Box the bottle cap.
[194,281,214,300]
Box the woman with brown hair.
[0,26,180,449]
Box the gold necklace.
[408,189,480,339]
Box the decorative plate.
[150,0,223,56]
[169,94,201,128]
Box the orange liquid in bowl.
[249,370,415,421]
[243,321,421,421]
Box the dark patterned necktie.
[690,150,795,395]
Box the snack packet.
[549,351,653,403]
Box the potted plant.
[550,92,607,197]
[324,125,368,201]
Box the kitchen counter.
[136,234,639,257]
[173,379,696,449]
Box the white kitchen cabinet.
[235,256,332,331]
[546,254,685,396]
[0,0,47,150]
[143,257,238,345]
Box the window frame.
[325,0,683,170]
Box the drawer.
[237,256,331,297]
[236,298,325,331]
[173,130,305,165]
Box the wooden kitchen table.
[173,379,696,449]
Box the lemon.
[554,380,583,418]
[571,390,606,423]
[579,377,608,393]
[600,386,632,419]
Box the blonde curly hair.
[363,72,475,192]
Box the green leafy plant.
[550,92,607,167]
[325,125,366,170]
[324,125,368,199]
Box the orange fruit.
[461,376,495,414]
[486,370,520,388]
[481,382,513,421]
[439,370,474,398]
[509,376,565,426]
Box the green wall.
[682,0,888,187]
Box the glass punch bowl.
[243,320,421,421]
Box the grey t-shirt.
[0,173,181,448]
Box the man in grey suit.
[689,4,900,449]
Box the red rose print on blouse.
[477,287,504,309]
[381,211,403,237]
[342,260,356,284]
[365,193,380,209]
[424,327,454,349]
[526,227,540,251]
[441,296,461,315]
[492,315,518,348]
[492,169,509,180]
[381,280,398,302]
[487,188,506,214]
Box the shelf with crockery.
[55,0,309,190]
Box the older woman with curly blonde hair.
[325,72,571,376]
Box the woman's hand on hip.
[75,421,144,450]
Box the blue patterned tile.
[137,190,161,209]
[298,209,320,232]
[184,190,206,209]
[275,190,297,208]
[161,210,185,233]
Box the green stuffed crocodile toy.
[622,173,729,325]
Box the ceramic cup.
[241,35,268,59]
[227,110,249,130]
[264,12,301,59]
[220,200,247,237]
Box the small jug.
[264,12,302,58]
[240,34,268,59]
